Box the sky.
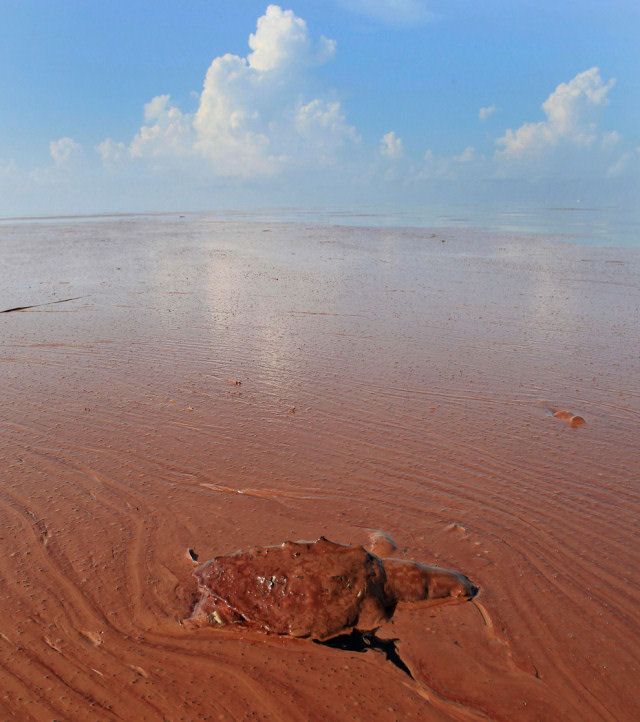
[1,0,638,217]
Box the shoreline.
[1,205,638,250]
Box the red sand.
[0,215,639,719]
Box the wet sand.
[1,215,639,720]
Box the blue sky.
[1,1,638,216]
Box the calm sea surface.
[208,203,640,249]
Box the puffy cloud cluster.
[247,5,335,71]
[85,58,629,189]
[128,95,193,164]
[8,21,632,216]
[496,67,615,159]
[98,5,355,178]
[380,131,403,158]
[295,100,359,164]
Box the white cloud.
[454,146,475,163]
[131,94,193,160]
[50,137,82,166]
[99,5,353,178]
[96,138,128,166]
[340,0,433,26]
[496,67,615,159]
[193,52,278,176]
[380,131,403,158]
[10,16,629,214]
[247,5,335,72]
[294,99,360,164]
[479,105,497,122]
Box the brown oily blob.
[553,409,586,426]
[191,537,477,640]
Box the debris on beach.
[444,522,467,536]
[190,536,477,641]
[538,401,586,427]
[552,409,586,426]
[1,296,86,313]
[365,529,397,557]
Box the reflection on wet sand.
[0,215,639,719]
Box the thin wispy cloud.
[50,137,82,166]
[479,105,497,122]
[454,146,475,163]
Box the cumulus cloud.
[340,0,433,26]
[50,137,82,166]
[496,67,615,159]
[380,131,403,158]
[193,52,278,175]
[131,95,193,160]
[98,5,354,178]
[295,99,360,164]
[479,105,497,121]
[247,5,335,71]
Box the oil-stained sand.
[0,215,639,720]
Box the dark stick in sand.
[1,296,87,313]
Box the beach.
[1,214,639,720]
